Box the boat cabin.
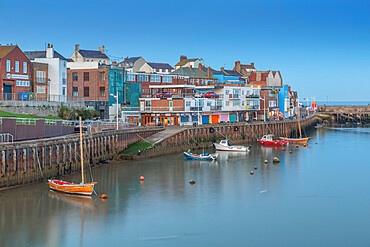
[220,140,231,146]
[260,134,274,141]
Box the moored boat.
[258,134,288,146]
[214,140,249,152]
[279,137,311,144]
[184,152,218,160]
[48,116,97,196]
[48,180,97,196]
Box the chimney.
[180,55,187,61]
[220,67,224,72]
[99,45,105,54]
[198,63,203,70]
[124,56,128,61]
[51,44,53,48]
[251,62,254,68]
[207,67,211,77]
[75,44,79,52]
[112,61,117,64]
[190,65,193,69]
[235,61,241,72]
[46,44,54,58]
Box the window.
[207,101,212,106]
[186,101,191,107]
[16,80,30,87]
[127,73,135,81]
[36,70,46,83]
[234,99,240,106]
[199,99,204,107]
[73,87,78,97]
[226,101,230,106]
[162,75,172,83]
[241,90,244,95]
[23,62,27,73]
[137,74,148,82]
[150,74,160,82]
[15,61,19,73]
[62,73,66,85]
[6,60,10,72]
[62,87,66,96]
[269,100,277,107]
[99,72,106,81]
[73,72,78,81]
[84,87,89,97]
[83,72,89,81]
[225,90,229,94]
[99,87,105,97]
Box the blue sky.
[1,0,369,101]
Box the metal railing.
[0,133,13,143]
[1,93,84,102]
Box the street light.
[110,93,119,130]
[259,97,266,122]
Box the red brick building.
[0,45,31,100]
[30,62,48,101]
[67,67,110,118]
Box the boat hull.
[279,137,311,144]
[258,140,287,146]
[48,179,97,196]
[214,143,247,152]
[184,152,217,160]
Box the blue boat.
[183,152,218,161]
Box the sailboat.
[279,108,311,144]
[48,116,97,196]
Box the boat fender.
[234,126,239,131]
[209,127,215,133]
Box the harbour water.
[1,127,370,247]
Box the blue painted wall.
[279,85,289,117]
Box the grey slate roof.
[78,49,109,59]
[170,67,216,79]
[147,62,173,70]
[123,57,141,63]
[200,67,224,75]
[25,51,67,60]
[223,69,242,77]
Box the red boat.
[258,134,288,146]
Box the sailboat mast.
[79,116,85,184]
[297,106,302,138]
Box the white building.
[70,44,109,65]
[25,44,67,101]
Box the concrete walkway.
[144,127,185,145]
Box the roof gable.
[175,58,198,66]
[0,46,16,60]
[171,67,216,79]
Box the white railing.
[0,133,13,143]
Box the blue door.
[202,115,210,124]
[229,113,237,122]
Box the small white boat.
[213,140,248,152]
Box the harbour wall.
[0,126,164,188]
[136,115,317,159]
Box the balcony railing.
[246,94,259,98]
[210,106,222,110]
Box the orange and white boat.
[48,116,97,196]
[279,137,311,144]
[280,108,311,144]
[48,180,97,196]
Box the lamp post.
[110,93,119,130]
[259,97,266,122]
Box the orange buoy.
[189,179,195,184]
[254,166,257,169]
[101,194,108,199]
[289,151,292,153]
[250,171,254,175]
[140,176,144,181]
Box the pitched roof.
[0,45,16,60]
[170,67,216,79]
[147,62,173,70]
[241,64,255,70]
[200,67,224,75]
[175,58,198,67]
[223,69,242,77]
[78,49,109,59]
[24,50,67,60]
[123,57,141,63]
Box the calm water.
[1,127,370,247]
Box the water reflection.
[3,128,370,246]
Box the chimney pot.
[251,62,254,67]
[198,63,202,70]
[221,67,224,71]
[51,44,53,48]
[75,44,79,52]
[190,65,193,69]
[180,55,187,61]
[48,43,50,48]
